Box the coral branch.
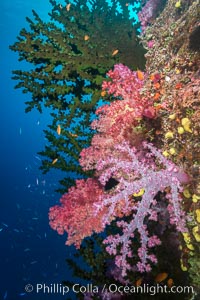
[94,141,188,276]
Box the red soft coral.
[49,178,107,248]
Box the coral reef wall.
[140,0,200,292]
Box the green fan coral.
[10,0,145,191]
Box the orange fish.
[101,90,106,97]
[153,92,160,100]
[66,3,71,11]
[135,278,143,287]
[52,158,58,165]
[167,278,174,288]
[69,132,78,138]
[155,272,168,283]
[57,124,61,135]
[137,70,144,81]
[112,49,119,56]
[84,35,90,41]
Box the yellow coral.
[133,189,145,197]
[180,259,187,271]
[182,232,191,243]
[182,233,194,250]
[187,243,194,251]
[183,188,191,199]
[169,113,176,120]
[192,226,200,242]
[181,118,192,133]
[195,209,200,223]
[175,0,181,8]
[165,131,174,139]
[177,126,185,134]
[169,148,176,155]
[163,151,169,157]
[192,194,200,203]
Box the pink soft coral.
[80,64,155,171]
[49,178,106,248]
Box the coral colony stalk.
[49,63,189,277]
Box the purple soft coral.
[94,141,189,276]
[138,0,163,33]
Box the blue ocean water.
[0,1,142,299]
[1,1,77,299]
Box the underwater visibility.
[1,0,200,299]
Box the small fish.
[34,155,41,161]
[57,124,61,135]
[137,70,144,81]
[3,291,8,299]
[101,90,106,97]
[69,132,78,138]
[32,217,38,220]
[19,293,26,296]
[24,248,31,252]
[112,49,119,56]
[41,180,46,186]
[135,278,143,287]
[153,92,160,100]
[30,260,37,264]
[52,158,58,165]
[19,128,22,135]
[44,232,47,238]
[84,35,90,41]
[2,222,8,227]
[13,228,20,233]
[167,278,174,288]
[0,228,3,232]
[155,272,168,283]
[36,178,39,185]
[66,3,71,11]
